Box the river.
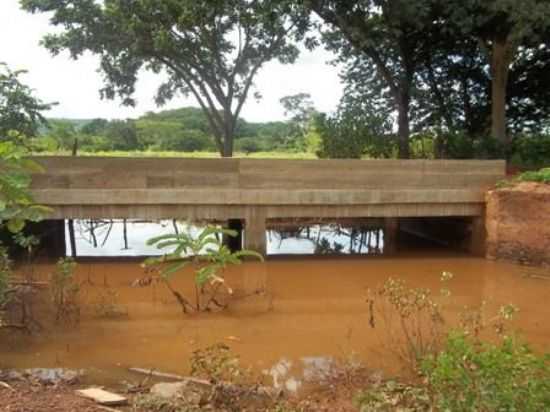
[2,240,549,390]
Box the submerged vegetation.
[141,226,263,313]
[49,258,79,325]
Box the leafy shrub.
[142,225,263,313]
[517,167,550,184]
[0,139,50,233]
[366,274,451,371]
[422,332,550,411]
[511,134,550,168]
[190,343,248,383]
[235,136,263,153]
[315,113,374,159]
[435,132,506,159]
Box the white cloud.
[0,0,343,122]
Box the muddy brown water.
[1,252,550,390]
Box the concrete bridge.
[30,157,506,255]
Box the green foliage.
[517,167,550,184]
[49,258,80,324]
[0,63,53,140]
[234,137,263,154]
[23,0,312,156]
[144,225,263,312]
[0,140,50,233]
[422,332,550,412]
[0,245,12,309]
[367,275,450,371]
[512,134,550,168]
[315,113,371,159]
[435,132,507,159]
[190,343,248,383]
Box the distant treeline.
[36,107,311,154]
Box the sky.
[0,0,343,123]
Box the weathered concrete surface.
[486,182,550,266]
[29,157,506,254]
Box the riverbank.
[487,180,550,266]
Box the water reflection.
[267,224,384,255]
[66,220,385,257]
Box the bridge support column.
[244,207,267,256]
[469,216,486,256]
[384,218,399,254]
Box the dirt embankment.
[486,182,550,266]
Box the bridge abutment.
[468,216,486,256]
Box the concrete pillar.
[244,207,267,256]
[383,218,399,254]
[469,216,486,256]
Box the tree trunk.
[222,136,233,157]
[490,40,511,145]
[396,93,410,159]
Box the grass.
[31,150,318,159]
[516,167,550,184]
[496,167,550,188]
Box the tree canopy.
[0,63,54,141]
[21,0,312,156]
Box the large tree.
[444,0,550,144]
[22,0,310,157]
[304,0,438,158]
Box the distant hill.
[40,107,298,153]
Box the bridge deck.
[29,157,506,254]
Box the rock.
[0,368,82,385]
[150,381,187,398]
[76,387,128,406]
[150,378,211,405]
[150,377,279,410]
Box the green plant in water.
[143,225,263,313]
[50,258,80,324]
[190,343,249,384]
[421,332,550,411]
[366,274,451,371]
[93,287,128,319]
[0,245,12,325]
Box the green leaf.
[160,261,188,279]
[6,218,25,233]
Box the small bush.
[422,332,550,411]
[511,134,550,168]
[517,167,550,184]
[235,136,264,154]
[190,343,249,383]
